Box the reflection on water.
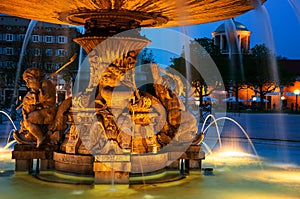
[0,138,299,199]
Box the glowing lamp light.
[294,89,300,95]
[252,96,257,101]
[280,96,285,100]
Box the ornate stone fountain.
[0,0,266,184]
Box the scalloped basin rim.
[0,0,267,27]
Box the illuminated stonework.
[3,0,266,184]
[0,0,266,28]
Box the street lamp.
[294,89,300,112]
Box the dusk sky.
[142,0,300,65]
[183,0,300,59]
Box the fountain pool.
[1,113,300,199]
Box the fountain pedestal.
[10,8,206,184]
[168,145,205,171]
[94,154,131,184]
[12,144,58,173]
[53,152,94,175]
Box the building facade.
[0,14,80,106]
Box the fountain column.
[55,16,154,183]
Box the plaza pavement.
[1,111,300,141]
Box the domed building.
[212,20,251,54]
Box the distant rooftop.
[214,20,249,32]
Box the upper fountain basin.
[0,0,266,28]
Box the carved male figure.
[18,68,57,147]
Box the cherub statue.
[14,68,71,148]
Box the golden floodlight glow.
[0,0,266,28]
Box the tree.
[244,44,279,110]
[136,48,156,93]
[169,37,224,120]
[140,48,155,65]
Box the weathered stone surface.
[12,144,59,172]
[95,155,130,162]
[94,161,131,172]
[12,144,58,160]
[53,152,94,165]
[94,160,131,184]
[131,153,168,174]
[53,152,94,175]
[12,151,46,159]
[14,159,32,172]
[189,159,203,170]
[185,145,205,160]
[94,171,130,184]
[55,161,93,175]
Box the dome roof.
[214,20,249,32]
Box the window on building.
[5,34,13,41]
[45,35,53,43]
[56,63,62,70]
[56,49,68,57]
[5,48,14,55]
[5,61,14,68]
[57,36,67,44]
[32,35,40,42]
[33,48,41,56]
[32,62,38,68]
[18,34,25,41]
[45,62,53,70]
[32,62,42,68]
[45,48,52,56]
